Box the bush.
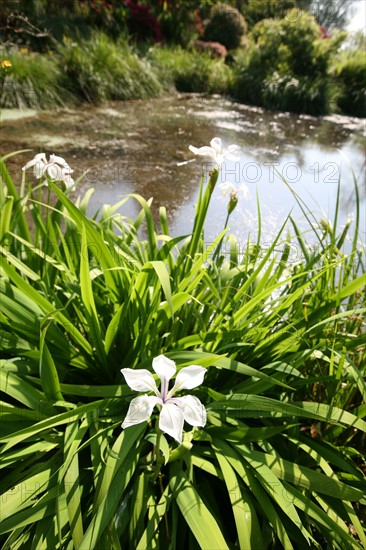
[158,8,203,47]
[125,0,163,43]
[149,45,233,94]
[242,0,306,28]
[232,9,345,115]
[203,3,247,50]
[332,48,366,117]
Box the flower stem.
[183,167,219,276]
[212,211,231,262]
[151,424,163,482]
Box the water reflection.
[1,93,365,248]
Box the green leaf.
[237,446,364,501]
[63,422,84,547]
[215,451,263,549]
[149,260,173,316]
[136,486,171,550]
[0,398,115,450]
[170,468,229,550]
[0,369,53,415]
[79,428,143,549]
[208,394,366,433]
[39,316,63,402]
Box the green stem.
[151,424,163,482]
[212,211,231,262]
[20,170,26,199]
[183,167,219,277]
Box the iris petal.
[169,365,207,395]
[121,368,159,395]
[210,137,222,151]
[153,355,177,399]
[49,154,70,168]
[219,181,236,197]
[176,395,207,427]
[33,161,46,179]
[22,153,47,171]
[189,145,215,157]
[122,395,159,428]
[159,402,184,443]
[46,164,62,181]
[226,144,240,154]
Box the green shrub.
[242,0,307,28]
[332,48,366,117]
[203,3,247,50]
[158,8,201,47]
[232,9,345,115]
[149,45,233,94]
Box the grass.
[0,33,163,108]
[0,146,365,548]
[0,48,66,109]
[59,33,163,103]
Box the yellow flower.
[1,59,12,69]
[19,48,28,55]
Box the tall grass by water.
[59,34,163,103]
[0,147,365,549]
[0,49,66,109]
[0,34,163,108]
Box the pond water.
[1,94,365,256]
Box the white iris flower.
[189,137,240,165]
[22,153,75,189]
[219,181,249,200]
[121,355,207,443]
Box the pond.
[1,93,365,256]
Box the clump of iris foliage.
[0,147,366,549]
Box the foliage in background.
[232,9,346,115]
[0,47,66,108]
[1,0,357,48]
[0,2,365,116]
[148,45,233,94]
[241,0,311,28]
[330,35,366,118]
[309,0,356,30]
[58,33,162,103]
[203,3,247,50]
[158,6,203,47]
[0,147,365,549]
[125,0,163,42]
[0,0,128,46]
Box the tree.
[310,0,357,29]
